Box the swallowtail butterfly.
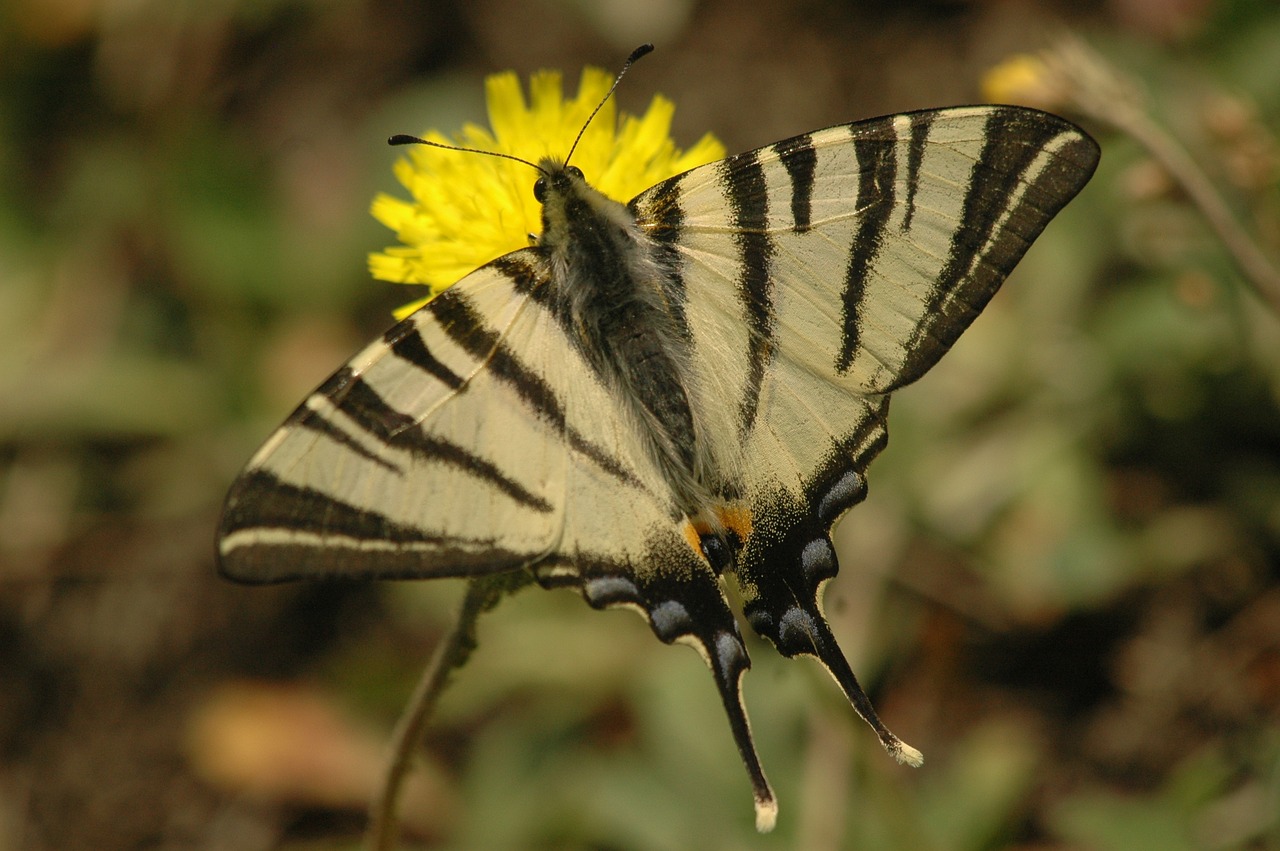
[218,46,1099,830]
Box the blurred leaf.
[0,353,218,439]
[1052,791,1200,851]
[185,681,456,837]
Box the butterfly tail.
[702,626,778,832]
[565,536,781,831]
[801,608,924,767]
[737,491,925,768]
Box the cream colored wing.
[217,251,586,582]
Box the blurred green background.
[2,0,1279,849]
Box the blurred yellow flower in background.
[981,52,1068,112]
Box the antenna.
[564,43,654,165]
[387,44,656,172]
[386,134,546,175]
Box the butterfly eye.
[566,165,584,181]
[533,176,547,203]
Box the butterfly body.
[534,160,724,528]
[218,105,1099,830]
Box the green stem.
[365,573,530,851]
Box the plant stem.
[366,573,530,851]
[1047,37,1280,316]
[1111,106,1280,314]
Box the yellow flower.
[370,66,726,318]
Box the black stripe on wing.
[222,470,434,545]
[490,253,545,296]
[218,470,535,582]
[385,320,466,390]
[902,110,934,232]
[286,375,401,474]
[426,290,552,414]
[720,149,776,435]
[426,284,640,489]
[775,133,817,233]
[837,117,897,374]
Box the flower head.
[370,66,726,317]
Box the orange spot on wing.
[715,503,753,540]
[684,502,754,560]
[681,520,703,554]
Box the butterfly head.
[530,158,642,264]
[532,162,584,204]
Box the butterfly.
[217,47,1099,830]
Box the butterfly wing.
[217,251,581,582]
[631,106,1100,756]
[217,246,775,821]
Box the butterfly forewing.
[636,107,1098,415]
[218,252,574,582]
